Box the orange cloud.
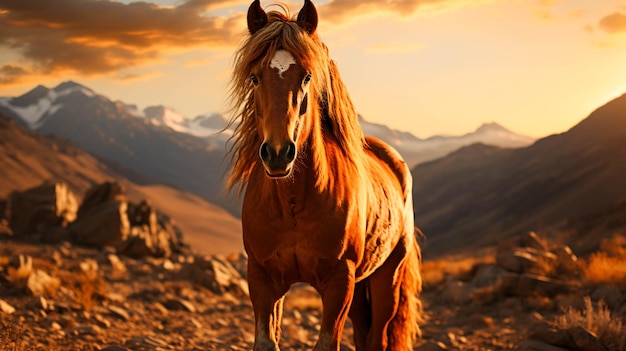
[0,64,31,84]
[0,0,245,84]
[318,0,477,22]
[598,11,626,34]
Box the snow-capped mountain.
[359,118,535,167]
[1,81,536,189]
[143,106,232,141]
[0,82,95,129]
[0,81,236,214]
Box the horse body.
[227,1,423,350]
[243,136,410,287]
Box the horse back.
[364,136,412,201]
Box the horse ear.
[297,0,318,34]
[247,0,268,34]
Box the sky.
[1,0,625,139]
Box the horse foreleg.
[248,259,288,351]
[314,261,356,351]
[365,241,407,351]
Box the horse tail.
[387,232,423,350]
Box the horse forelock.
[226,8,366,202]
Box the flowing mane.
[226,9,365,199]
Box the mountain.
[0,81,534,217]
[0,81,238,214]
[360,117,535,167]
[0,112,243,255]
[413,93,626,258]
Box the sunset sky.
[1,0,625,138]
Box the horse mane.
[226,7,365,201]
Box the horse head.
[246,0,319,178]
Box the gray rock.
[9,181,78,237]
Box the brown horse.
[226,1,422,350]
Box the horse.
[226,1,423,350]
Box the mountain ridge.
[413,92,626,258]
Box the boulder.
[9,181,78,237]
[517,274,568,297]
[71,200,130,247]
[496,247,556,274]
[182,255,249,296]
[553,246,579,274]
[442,279,472,304]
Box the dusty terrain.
[1,231,625,351]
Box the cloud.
[598,11,626,34]
[0,64,31,84]
[0,0,246,84]
[317,0,480,22]
[0,0,495,85]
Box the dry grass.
[582,235,626,290]
[555,296,625,351]
[421,255,494,288]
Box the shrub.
[555,296,625,351]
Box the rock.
[163,298,197,313]
[470,264,508,288]
[517,274,568,297]
[70,197,130,247]
[591,284,623,309]
[528,322,569,347]
[27,269,61,297]
[9,181,78,238]
[496,247,556,274]
[0,299,16,314]
[108,305,131,321]
[415,340,448,350]
[182,256,249,296]
[515,340,571,351]
[567,326,605,351]
[67,324,102,337]
[498,231,548,253]
[442,279,472,304]
[553,246,579,274]
[126,335,169,349]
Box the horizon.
[1,0,625,139]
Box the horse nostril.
[259,142,272,162]
[284,142,296,163]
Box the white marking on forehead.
[270,50,296,79]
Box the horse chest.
[243,197,348,285]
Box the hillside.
[0,114,242,255]
[413,93,626,258]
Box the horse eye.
[303,73,312,85]
[250,74,259,86]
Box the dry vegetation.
[556,297,625,351]
[582,235,626,290]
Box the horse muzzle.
[259,141,296,178]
